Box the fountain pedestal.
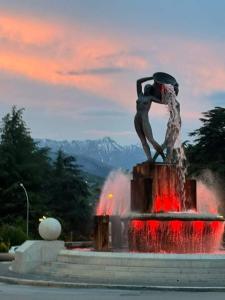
[94,215,109,251]
[131,162,196,213]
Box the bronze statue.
[134,72,180,162]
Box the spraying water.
[162,84,181,161]
[96,170,130,216]
[162,84,187,209]
[197,181,220,214]
[196,170,224,214]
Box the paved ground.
[1,260,225,292]
[0,283,225,300]
[0,262,66,282]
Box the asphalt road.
[0,283,225,300]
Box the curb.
[0,254,14,262]
[1,276,225,292]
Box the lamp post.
[19,183,30,238]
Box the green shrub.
[0,242,9,252]
[0,224,26,246]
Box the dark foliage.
[0,106,92,239]
[0,106,51,227]
[47,150,91,239]
[186,106,225,180]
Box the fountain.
[95,72,224,254]
[17,73,225,288]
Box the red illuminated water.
[129,219,224,253]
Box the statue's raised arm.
[136,77,153,96]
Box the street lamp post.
[19,183,30,238]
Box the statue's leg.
[134,116,152,161]
[153,142,166,161]
[142,117,165,161]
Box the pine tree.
[0,106,51,229]
[186,106,225,179]
[48,150,91,239]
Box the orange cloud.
[0,12,61,45]
[1,9,225,117]
[0,10,148,111]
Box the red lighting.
[152,194,181,212]
[129,219,224,253]
[132,220,145,231]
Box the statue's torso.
[136,93,151,113]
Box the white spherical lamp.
[38,218,62,240]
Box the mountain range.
[36,137,145,177]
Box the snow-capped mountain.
[36,137,145,177]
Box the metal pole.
[19,183,29,238]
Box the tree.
[0,106,93,240]
[186,107,225,180]
[0,106,51,229]
[48,150,91,239]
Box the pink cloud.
[0,12,61,45]
[181,111,201,120]
[0,11,148,107]
[0,9,225,121]
[150,36,225,95]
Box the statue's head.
[144,84,152,96]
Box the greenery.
[186,106,225,181]
[0,242,9,252]
[0,106,51,225]
[0,224,27,248]
[47,150,91,240]
[0,106,96,242]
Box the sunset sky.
[0,0,224,145]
